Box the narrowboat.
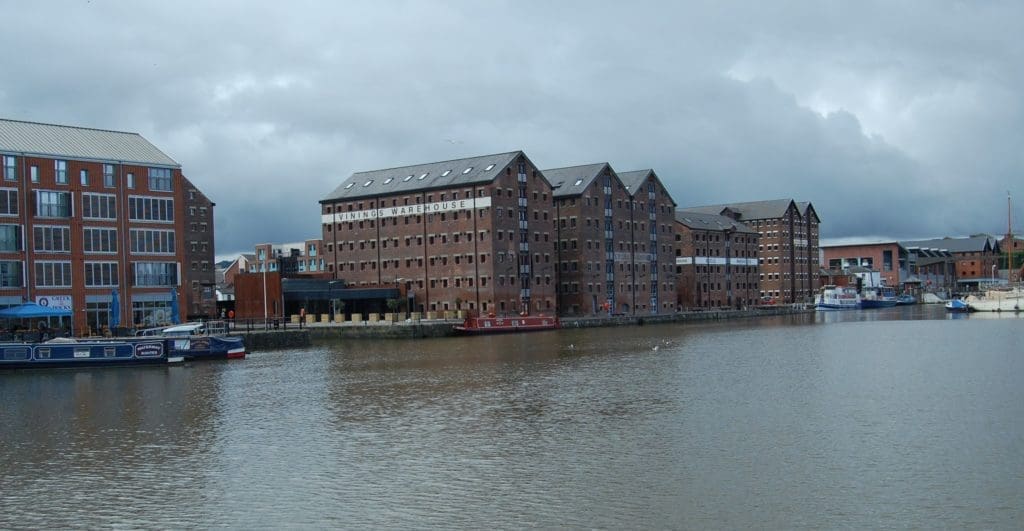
[0,338,175,370]
[454,315,561,335]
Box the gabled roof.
[617,169,652,196]
[900,236,999,254]
[798,201,820,223]
[0,118,179,167]
[321,151,534,202]
[674,210,758,234]
[681,198,801,221]
[545,162,614,198]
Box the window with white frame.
[35,190,72,217]
[0,260,23,287]
[55,160,68,184]
[0,189,17,216]
[0,224,20,252]
[82,193,117,219]
[84,261,119,287]
[34,260,72,287]
[80,169,89,186]
[83,227,118,253]
[148,167,172,191]
[130,228,175,254]
[132,261,178,287]
[103,164,115,187]
[128,196,174,222]
[2,155,14,180]
[33,225,71,252]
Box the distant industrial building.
[680,199,819,304]
[0,118,217,331]
[674,210,760,308]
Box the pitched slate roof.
[674,210,758,234]
[322,151,530,202]
[0,118,178,167]
[681,198,800,221]
[617,169,652,197]
[544,163,613,198]
[900,235,999,254]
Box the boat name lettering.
[135,342,164,358]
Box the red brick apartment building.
[901,235,1001,289]
[821,242,906,288]
[319,151,557,316]
[674,211,760,309]
[546,163,675,316]
[0,118,216,332]
[682,199,819,303]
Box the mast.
[1009,192,1014,282]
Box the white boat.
[963,286,1023,312]
[815,285,861,310]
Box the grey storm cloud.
[2,0,1021,257]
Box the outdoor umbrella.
[110,289,120,328]
[0,302,72,318]
[169,288,180,324]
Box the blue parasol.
[169,287,180,324]
[110,289,120,328]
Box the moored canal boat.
[0,338,175,370]
[454,315,561,335]
[815,285,861,310]
[136,321,246,360]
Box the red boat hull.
[454,316,560,335]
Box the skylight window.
[363,179,374,187]
[462,167,473,174]
[345,183,354,189]
[441,169,451,177]
[484,164,495,171]
[574,178,584,186]
[384,177,394,184]
[418,173,428,180]
[404,175,414,182]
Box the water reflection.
[2,312,1022,528]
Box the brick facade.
[674,211,760,308]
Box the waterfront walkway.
[233,305,812,351]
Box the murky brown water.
[2,306,1021,528]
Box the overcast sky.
[2,1,1021,258]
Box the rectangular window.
[83,227,118,253]
[84,261,119,287]
[82,193,117,219]
[0,224,20,251]
[2,155,15,180]
[103,164,115,187]
[33,226,71,253]
[34,261,72,287]
[55,160,68,184]
[0,260,23,287]
[0,189,17,216]
[80,169,89,186]
[127,172,135,189]
[132,261,178,287]
[130,228,175,254]
[35,190,72,218]
[148,167,172,191]
[30,165,39,183]
[128,196,174,222]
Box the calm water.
[2,306,1021,529]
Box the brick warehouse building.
[0,118,216,332]
[674,210,760,309]
[320,151,557,316]
[682,199,819,303]
[546,164,678,316]
[618,170,679,314]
